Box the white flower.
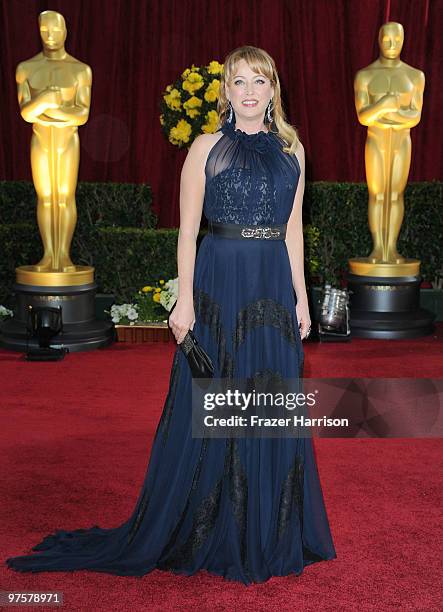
[160,277,179,312]
[168,277,179,298]
[0,305,13,318]
[127,307,138,321]
[109,303,138,323]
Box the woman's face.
[225,58,274,124]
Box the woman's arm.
[285,142,311,339]
[168,134,209,343]
[286,142,308,305]
[176,135,209,301]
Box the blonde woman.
[7,46,336,585]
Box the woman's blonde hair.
[217,45,300,155]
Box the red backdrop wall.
[1,0,441,227]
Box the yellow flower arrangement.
[183,95,203,118]
[202,110,219,134]
[163,87,181,110]
[204,79,220,103]
[161,60,224,149]
[169,119,192,145]
[182,72,204,94]
[130,278,179,323]
[207,60,223,75]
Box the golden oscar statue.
[0,10,113,352]
[16,9,93,283]
[348,22,434,338]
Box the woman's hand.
[168,298,195,344]
[296,300,312,341]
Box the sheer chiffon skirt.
[6,235,336,585]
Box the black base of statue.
[347,273,436,339]
[0,282,115,353]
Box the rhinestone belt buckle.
[241,226,280,239]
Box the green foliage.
[132,281,174,323]
[302,181,442,286]
[0,181,156,228]
[304,224,321,275]
[0,180,441,306]
[133,291,167,323]
[91,227,179,302]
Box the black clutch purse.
[179,329,214,379]
[167,303,214,379]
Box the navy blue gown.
[6,118,336,585]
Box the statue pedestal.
[349,257,421,278]
[0,270,114,352]
[347,273,436,339]
[15,265,95,286]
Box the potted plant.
[107,278,178,343]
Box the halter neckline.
[221,119,273,153]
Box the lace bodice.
[204,118,301,225]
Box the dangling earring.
[266,99,274,124]
[227,100,233,124]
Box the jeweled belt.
[208,221,287,240]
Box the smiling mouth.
[242,100,259,106]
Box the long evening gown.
[6,117,337,585]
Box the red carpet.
[1,325,442,611]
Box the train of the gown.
[6,234,336,585]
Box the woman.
[6,46,336,585]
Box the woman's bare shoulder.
[185,131,224,173]
[191,131,224,156]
